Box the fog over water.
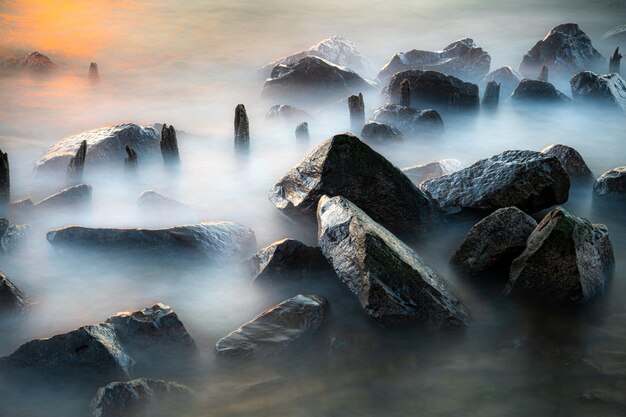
[1,0,626,416]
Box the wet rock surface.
[594,167,626,199]
[540,144,594,182]
[371,104,443,135]
[360,121,403,142]
[34,184,92,209]
[402,159,462,185]
[317,195,469,327]
[570,71,626,111]
[420,150,570,216]
[483,66,523,99]
[0,217,30,253]
[0,271,28,314]
[508,79,571,104]
[215,294,328,357]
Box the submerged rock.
[160,124,180,164]
[540,144,594,182]
[451,207,537,275]
[0,272,28,314]
[371,104,443,136]
[420,150,570,216]
[594,167,626,199]
[89,62,99,82]
[0,217,30,253]
[360,121,403,142]
[268,133,441,236]
[234,104,250,149]
[402,159,462,185]
[9,52,57,73]
[137,190,189,210]
[265,104,311,123]
[348,93,365,133]
[504,207,614,307]
[215,294,328,357]
[483,66,523,98]
[482,81,500,108]
[34,184,92,209]
[67,140,87,183]
[295,122,309,140]
[570,71,626,111]
[0,149,8,217]
[508,79,571,104]
[317,195,469,327]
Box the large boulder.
[377,38,490,84]
[594,167,626,199]
[483,66,523,98]
[420,150,570,216]
[540,144,594,182]
[504,207,614,307]
[215,294,328,357]
[46,222,256,260]
[0,217,29,253]
[265,104,311,123]
[402,159,462,185]
[570,71,626,111]
[360,121,403,142]
[370,104,443,135]
[385,70,480,112]
[450,207,537,275]
[508,79,571,104]
[268,133,441,236]
[519,23,605,79]
[35,124,160,175]
[34,184,92,209]
[261,56,375,105]
[0,272,28,315]
[317,195,469,327]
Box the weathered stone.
[268,133,441,236]
[371,104,443,135]
[137,190,188,210]
[540,144,594,182]
[9,52,57,73]
[0,218,30,253]
[215,294,328,357]
[570,71,626,111]
[124,145,138,171]
[420,150,570,216]
[160,124,180,164]
[504,207,614,307]
[538,65,549,82]
[360,121,403,142]
[400,79,411,107]
[234,104,250,149]
[89,62,99,82]
[482,81,500,108]
[402,159,462,185]
[450,207,537,275]
[594,167,626,199]
[35,184,92,209]
[67,140,87,183]
[0,271,28,314]
[0,149,8,216]
[317,195,469,327]
[508,79,571,104]
[265,105,311,123]
[295,122,309,140]
[483,66,523,99]
[609,47,622,74]
[348,93,365,133]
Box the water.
[1,1,626,416]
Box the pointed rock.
[540,144,594,182]
[482,81,500,108]
[508,79,571,104]
[400,79,411,107]
[0,271,29,315]
[483,66,523,98]
[609,47,622,73]
[0,149,8,217]
[124,145,138,171]
[538,65,549,82]
[88,62,99,82]
[160,124,180,164]
[594,167,626,199]
[234,104,250,149]
[137,190,189,210]
[67,140,87,183]
[348,93,365,133]
[295,122,309,140]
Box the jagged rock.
[0,272,28,314]
[594,167,626,199]
[348,93,365,133]
[402,159,462,185]
[421,150,570,216]
[67,140,87,183]
[0,218,30,254]
[400,79,411,106]
[5,52,57,73]
[483,66,523,98]
[295,122,309,140]
[371,104,443,135]
[519,23,605,79]
[234,104,250,149]
[261,57,375,104]
[504,207,614,307]
[317,195,469,327]
[570,71,626,111]
[46,221,256,260]
[137,191,189,210]
[250,238,330,285]
[609,47,622,73]
[540,144,594,182]
[35,124,159,174]
[268,133,442,235]
[360,121,403,142]
[160,124,180,164]
[482,81,500,108]
[91,378,195,417]
[508,79,571,104]
[538,65,549,82]
[89,62,99,82]
[260,35,371,78]
[0,149,8,216]
[124,145,138,171]
[215,294,328,357]
[265,105,311,123]
[450,207,537,275]
[385,70,480,112]
[34,184,92,209]
[377,38,490,83]
[602,25,626,43]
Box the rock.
[317,195,469,327]
[504,207,614,307]
[0,148,8,216]
[34,184,92,209]
[268,133,441,236]
[215,294,328,357]
[385,70,480,113]
[46,221,256,260]
[402,159,462,185]
[519,24,605,79]
[67,140,87,183]
[6,52,57,73]
[260,35,371,78]
[420,150,570,216]
[89,62,99,82]
[0,218,30,253]
[482,81,500,108]
[570,71,626,111]
[348,93,365,133]
[370,104,443,135]
[538,65,549,82]
[508,79,571,104]
[250,238,330,285]
[261,56,375,104]
[540,144,594,182]
[265,105,311,123]
[483,66,523,98]
[593,167,626,199]
[91,378,194,417]
[0,272,28,314]
[400,79,411,107]
[124,145,138,171]
[377,38,490,84]
[137,191,189,210]
[160,124,180,164]
[360,121,403,142]
[450,207,537,275]
[609,47,622,74]
[295,122,309,140]
[234,104,250,149]
[35,123,159,175]
[602,25,626,43]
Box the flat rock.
[268,133,442,236]
[370,104,443,135]
[0,271,28,314]
[420,150,570,216]
[402,159,462,185]
[594,167,626,199]
[215,294,328,357]
[137,190,189,210]
[360,121,403,142]
[0,217,30,253]
[540,144,594,182]
[508,79,571,104]
[34,184,92,209]
[483,66,523,98]
[265,105,311,123]
[570,71,626,111]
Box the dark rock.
[482,81,500,108]
[420,150,570,216]
[519,23,605,79]
[360,121,403,142]
[295,122,309,140]
[268,133,442,236]
[400,79,411,107]
[67,140,87,183]
[89,62,99,82]
[402,159,462,185]
[450,207,537,275]
[504,207,614,307]
[160,124,180,164]
[317,195,469,327]
[371,104,443,135]
[0,271,28,315]
[137,190,189,210]
[483,66,523,99]
[538,65,549,82]
[215,294,328,357]
[609,47,622,73]
[0,148,8,217]
[250,238,330,285]
[540,144,594,182]
[92,378,195,417]
[124,145,138,171]
[265,105,311,123]
[508,79,571,104]
[570,71,626,111]
[594,167,626,199]
[0,218,30,253]
[348,93,365,133]
[35,184,92,209]
[234,104,250,149]
[377,38,490,83]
